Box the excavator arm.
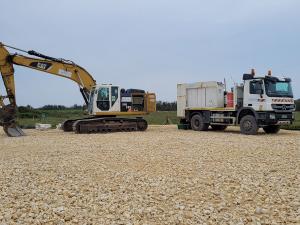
[0,43,96,136]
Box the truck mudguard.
[237,107,258,123]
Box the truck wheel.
[263,125,280,134]
[191,114,209,131]
[211,125,227,131]
[240,115,258,135]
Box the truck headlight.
[269,113,276,119]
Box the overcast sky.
[1,0,300,107]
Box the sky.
[1,0,300,107]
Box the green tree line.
[17,98,300,119]
[16,101,179,119]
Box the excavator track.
[61,117,93,132]
[71,117,148,134]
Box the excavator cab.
[88,84,156,115]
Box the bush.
[40,105,67,110]
[17,105,41,118]
[18,105,34,113]
[156,101,177,111]
[295,99,300,111]
[17,112,41,118]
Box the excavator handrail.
[1,43,75,64]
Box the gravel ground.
[0,126,299,225]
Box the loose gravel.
[0,126,299,224]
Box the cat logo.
[37,62,48,70]
[29,62,52,70]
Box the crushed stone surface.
[0,126,299,224]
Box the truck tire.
[263,125,280,134]
[191,114,209,131]
[240,115,258,135]
[211,125,227,131]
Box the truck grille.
[271,104,295,111]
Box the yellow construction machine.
[0,43,156,137]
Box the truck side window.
[250,81,263,94]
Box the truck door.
[244,80,264,111]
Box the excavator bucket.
[0,104,25,137]
[3,124,25,137]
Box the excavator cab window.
[97,87,110,111]
[88,88,95,114]
[111,86,118,107]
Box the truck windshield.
[264,80,293,97]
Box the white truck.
[177,70,295,135]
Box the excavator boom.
[0,43,96,136]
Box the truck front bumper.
[257,112,294,126]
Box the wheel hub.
[244,120,252,131]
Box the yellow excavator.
[0,43,156,137]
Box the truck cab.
[236,72,295,127]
